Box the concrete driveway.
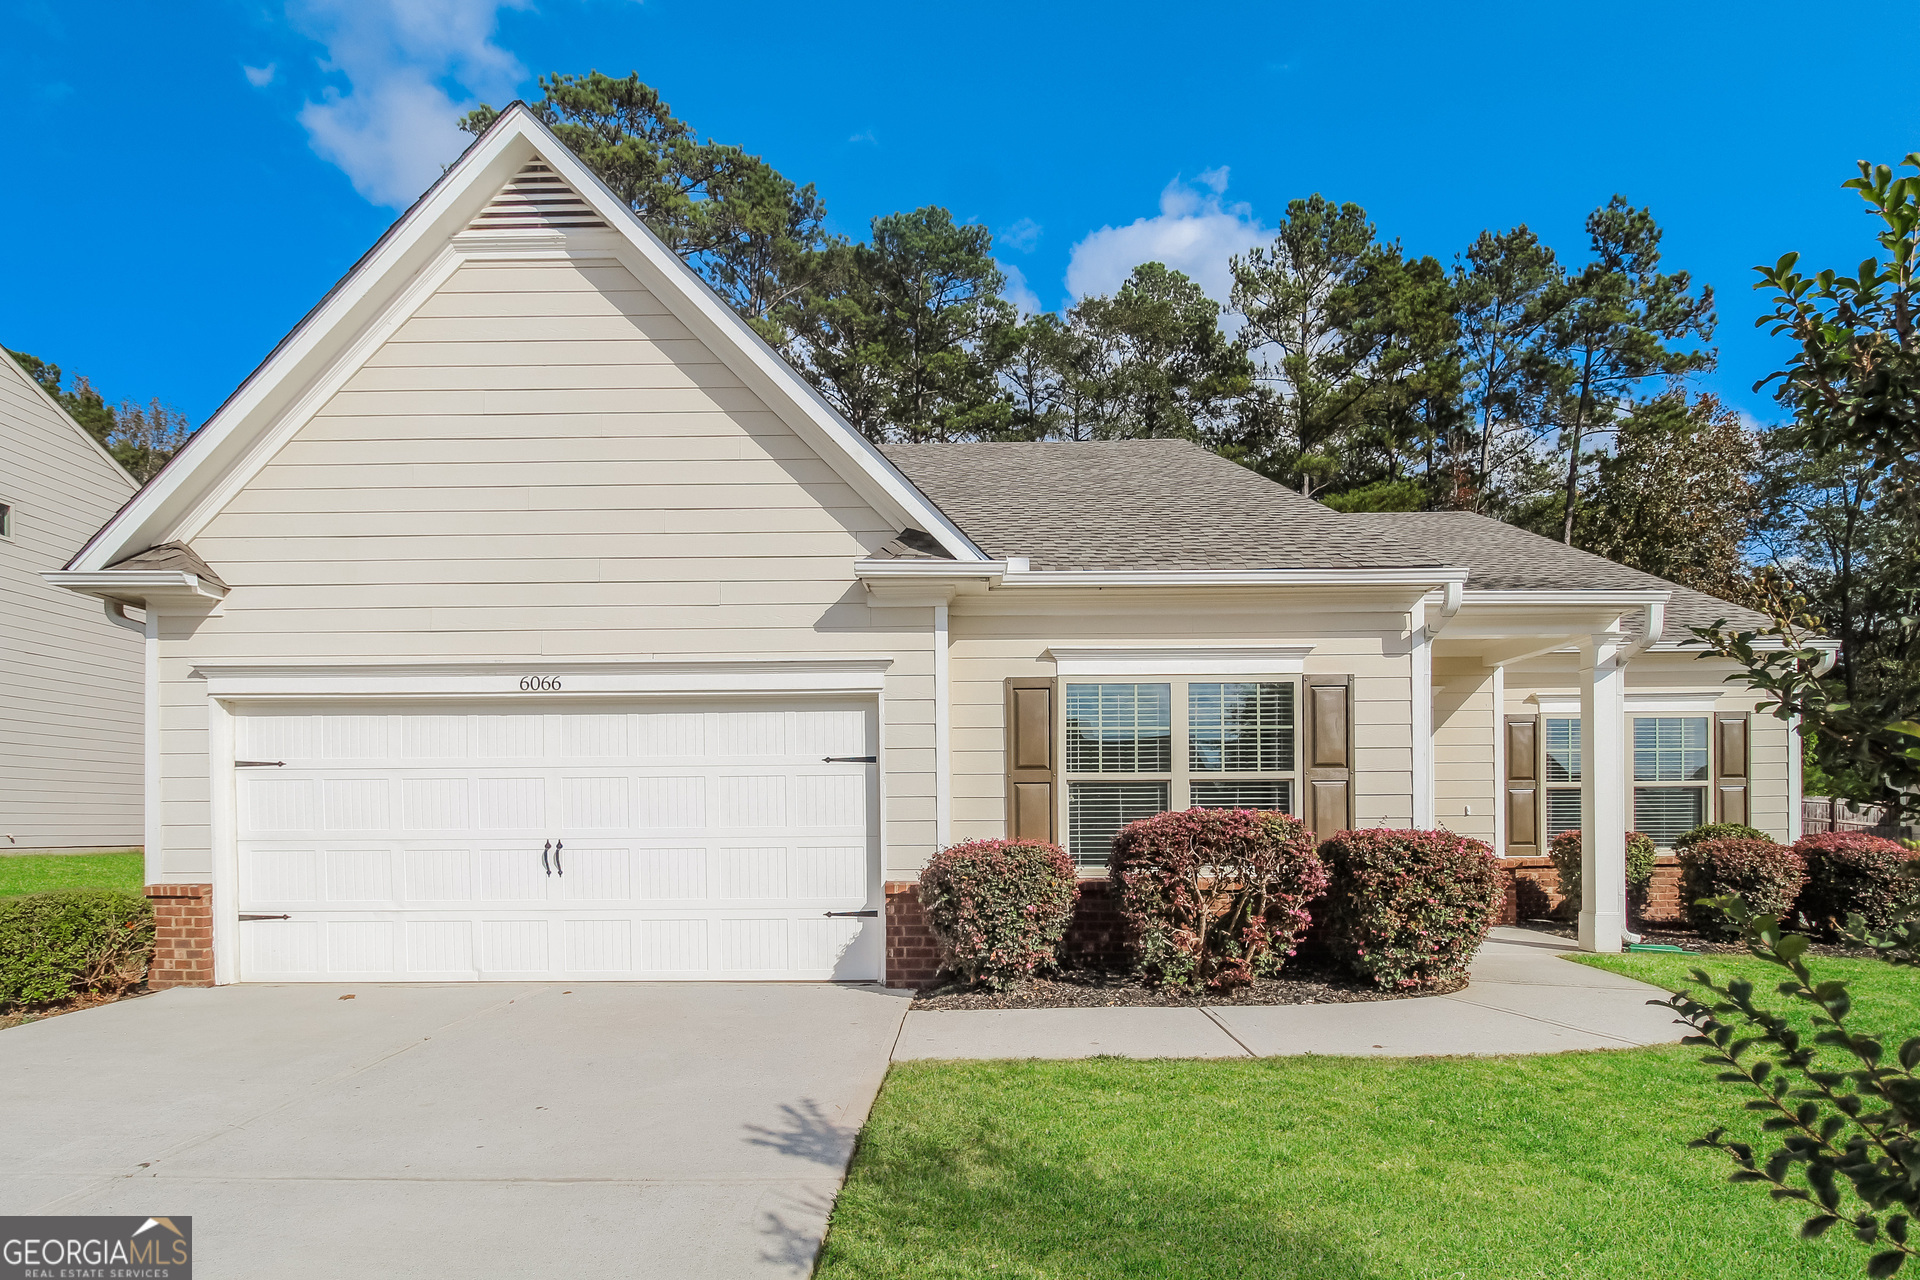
[0,981,910,1278]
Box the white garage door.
[233,699,881,982]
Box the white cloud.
[999,216,1041,253]
[243,62,278,87]
[289,0,530,208]
[848,129,877,145]
[1065,170,1270,306]
[999,262,1041,317]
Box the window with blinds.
[1061,678,1298,868]
[1066,683,1171,773]
[1633,716,1711,847]
[1067,782,1170,871]
[1635,786,1706,847]
[1189,683,1294,772]
[1191,780,1292,811]
[1544,716,1582,839]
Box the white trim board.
[1045,645,1315,676]
[197,659,893,700]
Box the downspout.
[934,601,951,852]
[105,600,161,885]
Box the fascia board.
[1461,589,1671,607]
[991,568,1471,589]
[504,116,990,564]
[0,345,138,487]
[66,120,538,572]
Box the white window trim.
[1047,644,1313,676]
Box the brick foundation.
[1494,856,1685,927]
[884,878,1137,989]
[144,884,215,989]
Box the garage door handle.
[553,840,564,876]
[823,756,876,763]
[824,910,878,918]
[541,840,551,876]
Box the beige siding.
[1433,658,1496,845]
[949,594,1419,856]
[158,259,936,881]
[0,357,142,849]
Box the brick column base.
[1494,856,1685,927]
[145,884,215,989]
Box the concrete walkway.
[894,927,1682,1060]
[1,981,910,1278]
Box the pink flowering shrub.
[1316,828,1502,990]
[1677,838,1805,937]
[917,839,1078,990]
[1792,831,1919,935]
[1108,808,1326,992]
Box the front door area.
[232,698,881,981]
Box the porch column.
[1579,632,1628,952]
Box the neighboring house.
[47,106,1816,989]
[0,347,143,851]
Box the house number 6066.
[518,675,562,691]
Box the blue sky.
[2,0,1914,427]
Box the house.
[47,105,1810,989]
[1,347,143,851]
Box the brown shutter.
[1305,676,1351,836]
[1717,712,1750,825]
[1005,678,1057,843]
[1505,714,1539,857]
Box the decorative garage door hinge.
[823,910,879,918]
[822,756,876,763]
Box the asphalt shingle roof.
[881,439,1765,634]
[108,541,228,589]
[1344,511,1767,632]
[880,440,1444,571]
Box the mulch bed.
[1518,919,1879,960]
[910,958,1458,1011]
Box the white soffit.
[1046,644,1315,676]
[65,104,986,572]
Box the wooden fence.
[1801,796,1916,842]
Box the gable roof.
[881,440,1446,571]
[0,346,137,487]
[64,104,986,573]
[1343,510,1768,631]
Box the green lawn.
[0,852,143,898]
[1570,948,1920,1034]
[815,952,1920,1279]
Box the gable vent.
[466,158,607,232]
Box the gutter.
[43,570,228,607]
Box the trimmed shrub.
[0,889,154,1008]
[1546,829,1658,917]
[1673,822,1769,853]
[1792,831,1920,935]
[917,839,1078,990]
[1677,838,1806,936]
[1317,829,1503,990]
[1108,808,1326,991]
